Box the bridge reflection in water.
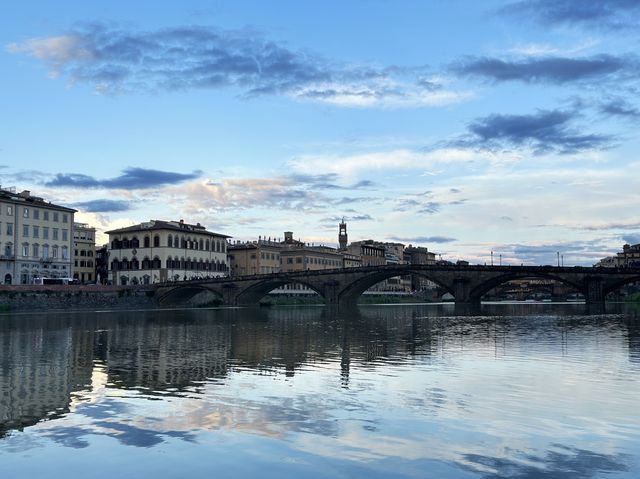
[154,264,640,307]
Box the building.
[617,243,640,268]
[106,219,230,285]
[346,240,386,267]
[228,238,282,276]
[73,223,96,283]
[0,187,75,284]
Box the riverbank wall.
[0,285,158,312]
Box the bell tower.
[338,218,348,250]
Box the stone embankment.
[0,285,158,312]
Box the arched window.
[144,236,150,248]
[131,258,139,270]
[166,257,172,269]
[152,256,161,269]
[199,239,204,250]
[111,259,120,271]
[153,235,160,247]
[205,239,210,251]
[168,235,173,248]
[131,237,139,248]
[122,238,129,249]
[142,257,150,269]
[121,258,129,270]
[111,240,118,250]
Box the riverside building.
[73,222,96,283]
[0,187,75,284]
[106,219,230,285]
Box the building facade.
[618,243,640,268]
[73,222,96,283]
[228,239,282,276]
[0,187,75,284]
[106,219,230,285]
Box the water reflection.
[1,303,639,478]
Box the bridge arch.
[468,271,584,302]
[603,274,640,297]
[235,278,325,305]
[157,284,223,306]
[337,268,455,305]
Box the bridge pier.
[453,278,479,305]
[221,284,240,306]
[584,276,605,306]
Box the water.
[1,303,639,478]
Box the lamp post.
[557,251,560,267]
[491,251,494,266]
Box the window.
[43,211,49,221]
[62,213,68,223]
[62,246,68,259]
[22,244,28,257]
[23,208,29,218]
[53,228,59,240]
[153,235,160,247]
[7,206,12,216]
[33,209,39,220]
[6,223,13,235]
[43,227,49,239]
[52,246,58,258]
[23,225,29,237]
[32,244,39,257]
[53,212,59,222]
[43,245,49,258]
[33,226,39,238]
[62,229,68,241]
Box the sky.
[1,0,639,266]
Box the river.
[1,302,639,478]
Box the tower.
[338,218,348,250]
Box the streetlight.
[491,251,494,266]
[557,251,560,267]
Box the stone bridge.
[154,264,640,307]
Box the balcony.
[0,254,15,260]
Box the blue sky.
[1,0,639,265]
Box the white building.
[106,219,230,285]
[0,187,75,284]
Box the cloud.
[182,178,326,211]
[577,221,640,231]
[320,214,374,226]
[452,55,631,84]
[45,167,202,189]
[389,236,457,244]
[501,0,640,29]
[622,234,640,244]
[7,23,469,108]
[288,147,515,177]
[599,98,640,118]
[72,199,132,212]
[287,173,376,190]
[465,109,613,154]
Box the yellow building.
[228,239,282,276]
[0,187,75,284]
[106,219,230,285]
[73,222,96,284]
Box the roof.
[105,219,231,238]
[0,188,76,213]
